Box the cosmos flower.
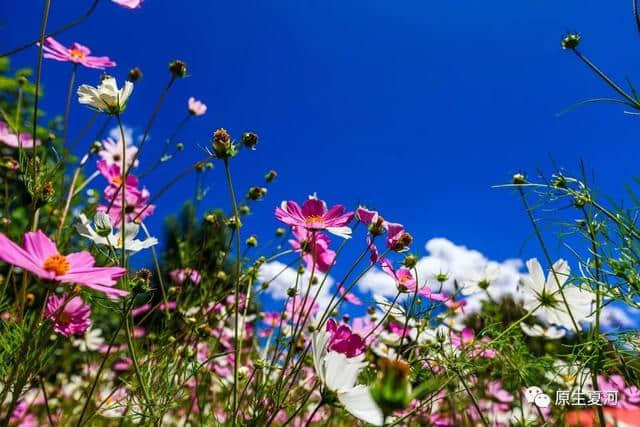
[76,213,158,253]
[519,323,566,340]
[289,226,336,272]
[461,264,500,296]
[275,197,354,239]
[545,360,592,391]
[72,328,105,352]
[99,136,139,170]
[188,97,207,116]
[97,184,155,227]
[0,121,41,148]
[326,319,366,357]
[169,268,202,285]
[41,37,115,69]
[78,76,133,114]
[519,258,594,331]
[0,230,128,298]
[311,323,384,426]
[285,297,319,325]
[111,0,144,9]
[44,294,91,336]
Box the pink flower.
[385,222,412,252]
[326,319,365,357]
[169,268,202,285]
[0,231,127,298]
[275,197,354,238]
[188,97,207,116]
[112,0,143,8]
[337,283,361,305]
[97,167,155,227]
[0,121,40,148]
[97,160,139,189]
[381,258,416,291]
[44,294,91,336]
[99,137,139,170]
[289,226,336,272]
[451,328,496,359]
[113,357,132,371]
[286,297,319,325]
[41,37,115,69]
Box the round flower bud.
[239,205,251,215]
[435,272,449,283]
[94,212,113,237]
[195,162,205,172]
[227,216,242,230]
[168,60,188,78]
[403,254,418,269]
[371,358,412,417]
[512,173,526,185]
[206,162,213,170]
[176,142,185,151]
[246,235,258,247]
[275,227,286,237]
[561,33,581,50]
[128,67,143,82]
[17,75,27,86]
[241,131,258,150]
[216,271,228,281]
[265,170,277,183]
[247,186,267,201]
[286,287,297,297]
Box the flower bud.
[246,235,258,247]
[195,162,205,172]
[227,216,242,230]
[239,205,251,215]
[212,128,236,159]
[247,186,267,201]
[371,358,412,417]
[17,75,27,86]
[403,254,418,269]
[287,287,297,297]
[94,212,113,237]
[275,227,286,237]
[168,60,188,78]
[216,271,227,281]
[206,162,213,170]
[241,131,258,150]
[435,272,449,283]
[561,33,581,50]
[176,142,184,151]
[265,170,277,183]
[128,67,143,82]
[512,173,526,185]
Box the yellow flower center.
[69,48,86,59]
[43,254,70,276]
[112,176,123,185]
[304,215,323,227]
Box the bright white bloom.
[519,323,566,340]
[461,263,500,296]
[545,360,592,391]
[518,258,593,331]
[311,328,384,426]
[77,76,133,114]
[76,213,158,253]
[72,328,104,352]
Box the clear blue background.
[2,1,639,267]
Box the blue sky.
[2,1,640,301]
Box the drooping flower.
[519,258,593,331]
[0,121,41,148]
[112,0,143,8]
[0,231,128,298]
[78,76,133,114]
[44,294,91,336]
[385,222,412,252]
[275,197,354,239]
[170,268,202,285]
[41,37,115,69]
[311,323,384,426]
[356,207,387,235]
[289,226,336,272]
[76,213,158,253]
[188,97,207,116]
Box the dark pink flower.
[0,231,127,298]
[0,121,40,148]
[326,319,365,357]
[112,0,143,8]
[44,294,91,336]
[170,268,202,285]
[289,226,336,272]
[188,97,207,116]
[275,197,354,238]
[41,37,115,69]
[385,222,413,252]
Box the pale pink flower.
[112,0,143,8]
[169,268,202,285]
[99,137,139,170]
[338,283,361,305]
[0,231,127,298]
[289,226,335,272]
[0,121,40,148]
[45,294,91,336]
[451,328,496,359]
[188,97,207,116]
[381,258,416,291]
[286,297,319,325]
[41,37,115,69]
[113,357,132,371]
[275,197,354,238]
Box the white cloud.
[358,238,523,312]
[600,305,637,330]
[258,261,335,310]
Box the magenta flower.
[289,226,336,272]
[0,121,41,148]
[188,97,207,116]
[169,268,202,285]
[97,160,139,189]
[275,197,354,239]
[0,231,127,298]
[385,222,412,252]
[41,37,115,69]
[45,294,91,336]
[112,0,143,9]
[326,319,366,357]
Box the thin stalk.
[31,0,51,184]
[63,64,78,148]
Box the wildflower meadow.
[1,1,640,426]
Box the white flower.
[461,263,500,296]
[545,360,592,391]
[519,323,566,340]
[76,213,158,253]
[518,258,593,331]
[311,328,384,426]
[72,328,104,352]
[77,76,133,114]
